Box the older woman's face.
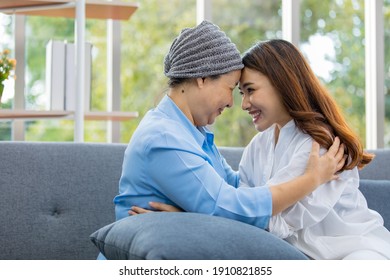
[239,67,291,132]
[190,69,241,126]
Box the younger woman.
[238,39,390,259]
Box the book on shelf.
[65,42,92,111]
[64,42,75,111]
[45,40,92,112]
[46,40,66,110]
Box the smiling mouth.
[249,110,261,122]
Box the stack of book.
[46,39,92,111]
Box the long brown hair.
[242,39,373,171]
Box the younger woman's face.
[239,67,291,132]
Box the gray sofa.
[0,141,389,259]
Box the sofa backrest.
[359,149,390,180]
[218,146,244,171]
[0,142,127,260]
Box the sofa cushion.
[359,179,390,230]
[90,212,308,260]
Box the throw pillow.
[90,212,308,260]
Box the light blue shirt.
[114,95,271,229]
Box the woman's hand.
[305,137,346,186]
[129,201,183,216]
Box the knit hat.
[164,20,244,78]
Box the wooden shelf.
[1,0,139,141]
[84,111,138,121]
[0,109,72,119]
[0,109,138,121]
[0,0,139,20]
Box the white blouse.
[239,120,390,259]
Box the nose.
[226,93,234,108]
[241,93,250,111]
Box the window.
[301,0,366,145]
[1,0,388,147]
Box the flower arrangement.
[0,49,17,103]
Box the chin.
[254,123,268,132]
[254,126,264,132]
[207,117,217,125]
[196,120,212,127]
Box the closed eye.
[246,87,254,94]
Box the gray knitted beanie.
[164,20,244,78]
